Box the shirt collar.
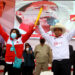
[54,35,63,39]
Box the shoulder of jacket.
[36,44,40,47]
[45,44,50,47]
[45,44,52,49]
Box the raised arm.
[38,25,52,42]
[0,24,9,42]
[65,29,75,41]
[21,25,35,43]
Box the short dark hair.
[10,29,21,38]
[40,38,45,44]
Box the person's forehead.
[54,28,62,30]
[12,30,16,32]
[26,45,29,46]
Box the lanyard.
[11,41,16,54]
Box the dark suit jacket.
[69,45,75,65]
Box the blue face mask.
[11,33,17,39]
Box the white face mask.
[26,48,29,51]
[11,33,17,39]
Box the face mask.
[11,33,17,39]
[26,48,29,51]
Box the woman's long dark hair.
[10,29,21,38]
[25,43,31,50]
[24,43,32,53]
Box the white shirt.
[39,25,75,60]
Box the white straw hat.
[50,23,66,34]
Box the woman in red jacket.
[0,24,35,75]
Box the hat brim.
[50,26,66,34]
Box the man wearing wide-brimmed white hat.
[50,23,66,37]
[38,22,75,75]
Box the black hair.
[10,29,21,38]
[24,43,32,51]
[40,38,45,44]
[16,3,32,24]
[25,43,31,48]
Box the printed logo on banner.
[70,15,75,21]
